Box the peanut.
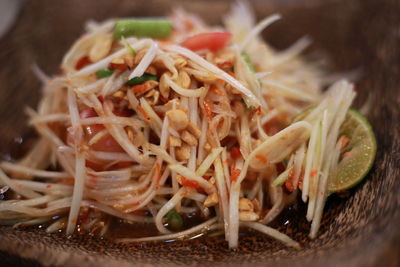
[166,109,189,131]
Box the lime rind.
[328,109,377,192]
[294,107,376,192]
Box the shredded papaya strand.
[284,167,295,192]
[137,105,151,120]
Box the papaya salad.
[0,2,376,248]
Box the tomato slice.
[181,32,232,52]
[75,56,91,70]
[80,108,124,153]
[66,108,130,171]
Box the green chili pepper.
[114,18,173,40]
[241,51,255,72]
[126,73,158,86]
[165,209,183,231]
[96,69,114,79]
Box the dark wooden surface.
[0,0,399,266]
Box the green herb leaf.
[241,51,255,72]
[126,73,158,86]
[96,69,114,79]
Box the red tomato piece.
[181,32,232,52]
[230,147,242,159]
[75,56,91,70]
[74,108,125,153]
[181,177,200,189]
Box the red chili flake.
[310,169,318,177]
[252,106,261,116]
[155,163,161,184]
[230,168,241,182]
[203,99,213,121]
[109,62,128,71]
[230,146,242,159]
[226,70,235,77]
[131,83,148,95]
[203,176,211,181]
[216,79,225,87]
[210,85,225,96]
[217,61,234,69]
[255,154,268,164]
[181,177,200,189]
[75,56,91,70]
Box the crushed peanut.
[177,70,191,88]
[181,130,198,146]
[146,66,157,75]
[166,109,189,131]
[134,49,147,64]
[193,73,217,83]
[204,192,219,207]
[144,87,160,105]
[251,198,261,213]
[213,51,235,66]
[164,99,178,111]
[89,34,112,62]
[175,145,191,161]
[239,198,254,212]
[159,73,170,98]
[111,57,125,65]
[186,122,201,138]
[123,53,135,68]
[169,136,182,147]
[173,55,187,68]
[209,176,216,185]
[112,203,126,212]
[112,90,126,99]
[127,127,145,147]
[204,142,211,151]
[239,211,260,222]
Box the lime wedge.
[328,109,376,192]
[294,107,376,192]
